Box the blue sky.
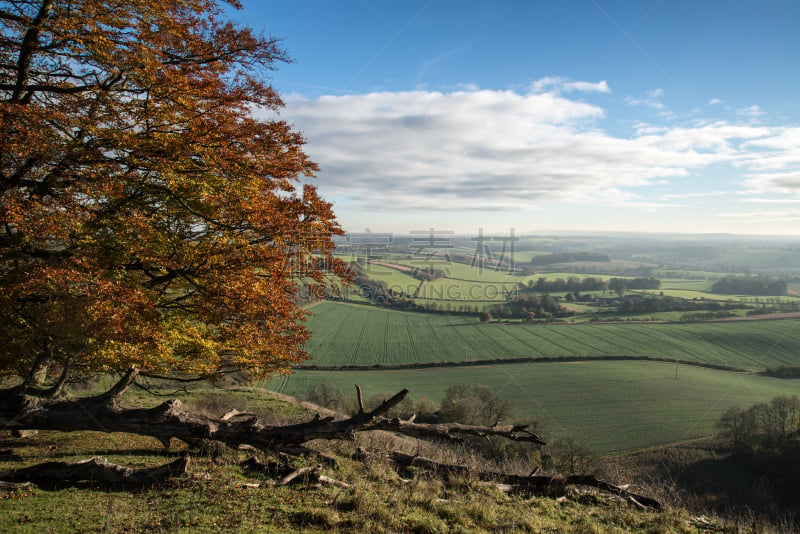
[232,1,800,236]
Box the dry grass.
[0,384,757,533]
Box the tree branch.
[11,0,55,103]
[367,419,546,445]
[387,452,661,510]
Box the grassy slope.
[0,387,707,534]
[272,361,800,453]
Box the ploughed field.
[270,301,800,453]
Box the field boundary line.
[296,355,751,373]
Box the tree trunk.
[0,368,544,451]
[0,456,189,489]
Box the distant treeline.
[530,252,611,265]
[711,276,788,296]
[618,295,736,315]
[523,276,661,293]
[492,294,576,321]
[762,366,800,379]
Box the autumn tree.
[0,0,346,388]
[0,2,558,492]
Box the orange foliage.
[0,0,345,380]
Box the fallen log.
[0,456,189,490]
[1,370,548,490]
[387,452,661,511]
[0,369,543,454]
[0,367,411,451]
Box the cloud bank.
[273,82,800,217]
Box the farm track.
[404,314,420,361]
[492,324,535,356]
[470,320,513,357]
[383,312,390,363]
[542,323,609,355]
[305,303,350,363]
[350,311,370,363]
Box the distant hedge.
[711,276,787,296]
[530,252,611,265]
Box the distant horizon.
[335,226,800,240]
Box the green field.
[359,262,421,295]
[270,360,800,453]
[415,278,517,301]
[303,247,800,455]
[398,259,519,283]
[303,302,800,371]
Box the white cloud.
[708,98,723,106]
[273,88,798,213]
[661,191,729,200]
[743,171,800,194]
[562,80,611,93]
[626,88,665,110]
[737,105,766,118]
[531,76,610,94]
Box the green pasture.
[653,269,721,279]
[303,302,800,371]
[360,263,421,294]
[660,279,714,291]
[269,360,800,453]
[399,258,520,283]
[415,278,517,301]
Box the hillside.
[0,385,740,533]
[277,301,800,453]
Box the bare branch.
[11,0,55,103]
[355,384,364,414]
[368,419,546,445]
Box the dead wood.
[0,368,547,490]
[0,456,189,489]
[0,481,33,492]
[0,367,411,451]
[239,462,350,489]
[366,419,545,445]
[1,367,543,456]
[387,452,661,510]
[278,465,321,486]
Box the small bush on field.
[438,383,512,426]
[303,380,357,413]
[547,437,596,474]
